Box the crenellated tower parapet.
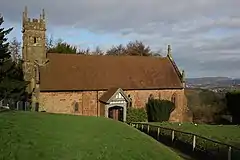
[22,6,47,95]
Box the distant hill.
[186,77,240,89]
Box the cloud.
[1,0,240,78]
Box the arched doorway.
[108,106,124,121]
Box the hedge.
[226,91,240,124]
[146,99,175,122]
[126,108,147,123]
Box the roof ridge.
[166,54,183,83]
[47,52,167,59]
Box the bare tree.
[92,46,104,55]
[8,37,21,62]
[46,34,54,52]
[151,49,163,57]
[126,40,151,56]
[106,44,126,56]
[106,41,153,56]
[78,48,90,55]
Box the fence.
[0,99,31,111]
[130,122,240,160]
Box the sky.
[1,0,240,78]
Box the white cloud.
[1,0,240,77]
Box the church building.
[21,7,192,122]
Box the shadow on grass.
[137,125,240,160]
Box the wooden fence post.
[157,127,160,140]
[172,130,175,142]
[192,135,196,151]
[16,101,20,110]
[147,125,150,134]
[136,124,138,129]
[142,124,144,131]
[228,146,232,160]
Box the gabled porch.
[99,88,131,122]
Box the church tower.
[22,6,47,94]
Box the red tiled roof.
[39,53,183,91]
[99,88,131,103]
[99,88,119,103]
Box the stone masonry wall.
[125,89,181,108]
[39,89,192,122]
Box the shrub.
[126,108,147,123]
[185,89,227,124]
[146,99,175,122]
[226,91,240,124]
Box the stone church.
[22,7,192,122]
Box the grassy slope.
[151,122,240,147]
[0,112,182,160]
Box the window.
[74,102,79,112]
[148,94,154,100]
[171,93,176,106]
[172,96,176,104]
[33,37,37,43]
[128,95,132,107]
[158,92,161,99]
[34,66,40,84]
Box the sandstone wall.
[125,89,182,108]
[39,89,192,122]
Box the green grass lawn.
[150,122,240,147]
[0,111,183,160]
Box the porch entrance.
[99,88,131,122]
[108,106,123,121]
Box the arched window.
[158,92,161,99]
[171,93,177,106]
[148,94,154,100]
[34,65,40,84]
[128,94,132,107]
[33,37,37,43]
[74,102,79,112]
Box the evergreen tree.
[0,17,12,64]
[0,16,27,101]
[47,38,78,54]
[146,98,175,122]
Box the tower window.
[33,37,37,43]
